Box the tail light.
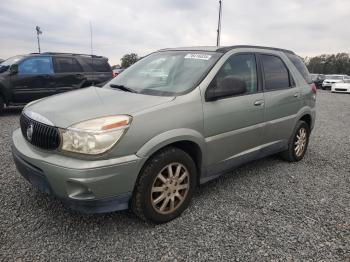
[311,83,317,100]
[311,83,317,94]
[112,72,117,78]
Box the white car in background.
[322,74,350,90]
[331,81,350,93]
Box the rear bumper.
[12,128,145,213]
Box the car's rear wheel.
[0,96,4,114]
[280,120,310,162]
[131,147,197,224]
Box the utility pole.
[216,0,222,46]
[35,26,42,53]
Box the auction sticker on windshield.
[184,54,212,60]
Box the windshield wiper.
[110,84,137,93]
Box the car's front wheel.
[280,120,310,162]
[132,147,197,224]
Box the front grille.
[20,113,61,150]
[335,88,347,92]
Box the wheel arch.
[136,129,206,185]
[0,84,9,105]
[299,113,312,129]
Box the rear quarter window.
[286,53,312,84]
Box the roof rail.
[39,52,106,59]
[217,45,295,54]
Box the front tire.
[280,120,310,162]
[132,147,197,224]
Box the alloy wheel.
[294,127,307,157]
[151,162,190,215]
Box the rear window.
[286,53,312,84]
[83,58,111,72]
[261,54,290,91]
[54,57,83,73]
[91,59,111,72]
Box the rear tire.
[280,121,310,162]
[0,96,4,114]
[131,147,197,224]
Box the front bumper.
[322,83,333,89]
[12,128,145,213]
[331,86,350,93]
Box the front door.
[11,56,55,104]
[202,53,265,175]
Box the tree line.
[304,53,350,75]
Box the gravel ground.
[0,91,349,261]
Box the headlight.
[59,115,131,155]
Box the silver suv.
[12,45,316,223]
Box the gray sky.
[0,0,349,65]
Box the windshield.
[326,75,343,80]
[0,55,24,73]
[105,51,222,96]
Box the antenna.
[89,21,93,56]
[216,0,222,46]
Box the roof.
[158,45,295,54]
[28,52,107,59]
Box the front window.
[105,51,222,96]
[18,57,54,74]
[214,53,258,94]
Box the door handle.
[294,92,300,97]
[254,100,264,106]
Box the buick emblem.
[27,124,34,141]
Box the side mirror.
[9,64,18,75]
[206,76,247,101]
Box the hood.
[25,86,175,128]
[334,82,350,87]
[324,79,342,83]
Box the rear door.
[258,53,302,146]
[52,57,86,93]
[10,56,55,103]
[202,53,265,173]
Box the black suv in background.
[310,73,326,89]
[0,52,113,112]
